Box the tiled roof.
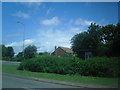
[59,46,74,54]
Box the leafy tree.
[100,23,120,56]
[100,24,116,43]
[6,46,14,58]
[71,23,101,57]
[95,43,109,56]
[87,23,101,49]
[16,52,23,58]
[14,52,24,61]
[71,32,88,50]
[24,45,37,59]
[1,45,7,57]
[1,45,14,60]
[110,23,120,56]
[71,32,88,57]
[71,23,120,57]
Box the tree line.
[71,23,120,58]
[1,44,37,61]
[1,45,14,60]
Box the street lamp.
[17,21,25,60]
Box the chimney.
[55,46,57,51]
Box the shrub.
[18,56,119,77]
[83,57,119,77]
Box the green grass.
[2,64,118,87]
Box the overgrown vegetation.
[18,55,120,78]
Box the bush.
[18,56,119,77]
[10,57,24,62]
[83,57,119,77]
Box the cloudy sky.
[2,2,118,54]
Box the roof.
[59,46,74,54]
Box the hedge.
[18,55,120,77]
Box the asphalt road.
[2,74,79,88]
[2,61,20,66]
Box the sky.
[2,2,118,54]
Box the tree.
[6,46,14,58]
[1,45,7,57]
[109,23,120,56]
[112,23,120,56]
[15,52,24,61]
[71,32,88,51]
[71,23,101,57]
[87,23,101,49]
[95,43,109,56]
[16,52,23,58]
[71,23,120,58]
[1,45,14,60]
[100,24,116,43]
[24,45,37,59]
[100,23,120,56]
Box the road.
[2,61,20,66]
[2,74,79,88]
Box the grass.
[2,64,119,87]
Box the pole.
[17,21,25,60]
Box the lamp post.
[17,21,25,60]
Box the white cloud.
[70,27,82,33]
[24,39,35,45]
[6,39,35,47]
[6,39,35,54]
[75,18,94,26]
[36,28,72,53]
[19,2,42,15]
[12,11,30,19]
[35,25,86,53]
[41,16,60,26]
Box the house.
[51,46,74,57]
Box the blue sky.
[2,2,118,54]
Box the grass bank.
[2,64,118,87]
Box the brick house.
[51,46,74,57]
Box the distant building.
[51,46,74,57]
